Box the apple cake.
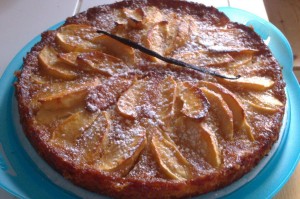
[15,0,286,198]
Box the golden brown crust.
[15,0,286,198]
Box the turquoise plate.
[0,7,299,199]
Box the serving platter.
[0,7,299,199]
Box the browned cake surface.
[15,0,286,198]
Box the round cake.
[15,0,286,198]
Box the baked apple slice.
[239,120,254,141]
[178,81,209,119]
[56,24,99,52]
[198,81,244,124]
[246,92,284,113]
[30,74,48,84]
[164,15,197,55]
[111,21,127,37]
[38,89,87,110]
[143,21,168,61]
[34,78,97,99]
[117,78,147,119]
[57,52,80,67]
[154,76,177,129]
[198,81,254,140]
[77,51,129,76]
[35,79,99,124]
[150,127,193,180]
[78,111,110,164]
[95,115,146,176]
[87,75,136,112]
[228,52,253,68]
[200,87,234,140]
[142,6,163,26]
[144,15,196,59]
[199,124,221,167]
[38,46,77,80]
[173,51,234,67]
[37,79,99,110]
[122,7,145,29]
[36,106,83,125]
[218,76,275,91]
[198,28,259,53]
[51,111,100,148]
[118,76,177,125]
[173,117,221,168]
[93,34,135,65]
[34,80,97,125]
[118,6,163,29]
[95,134,146,175]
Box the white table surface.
[0,0,267,198]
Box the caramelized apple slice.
[229,52,253,68]
[173,50,252,68]
[36,106,83,125]
[38,89,87,110]
[198,82,243,129]
[218,76,275,91]
[38,79,99,110]
[76,51,129,75]
[173,117,221,167]
[93,34,135,65]
[246,92,284,113]
[38,46,77,80]
[123,8,145,21]
[122,8,145,29]
[239,120,255,141]
[164,15,197,55]
[117,78,147,118]
[178,82,209,119]
[143,14,196,59]
[35,79,98,125]
[142,6,163,26]
[173,51,234,67]
[200,87,234,140]
[198,81,254,140]
[87,75,136,112]
[34,78,97,99]
[143,21,168,61]
[51,111,100,148]
[58,52,80,67]
[199,124,221,167]
[30,74,48,85]
[119,76,177,124]
[95,124,146,176]
[78,111,110,163]
[198,28,259,53]
[154,76,177,128]
[150,127,193,180]
[56,24,99,52]
[111,21,127,37]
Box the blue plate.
[0,8,299,199]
